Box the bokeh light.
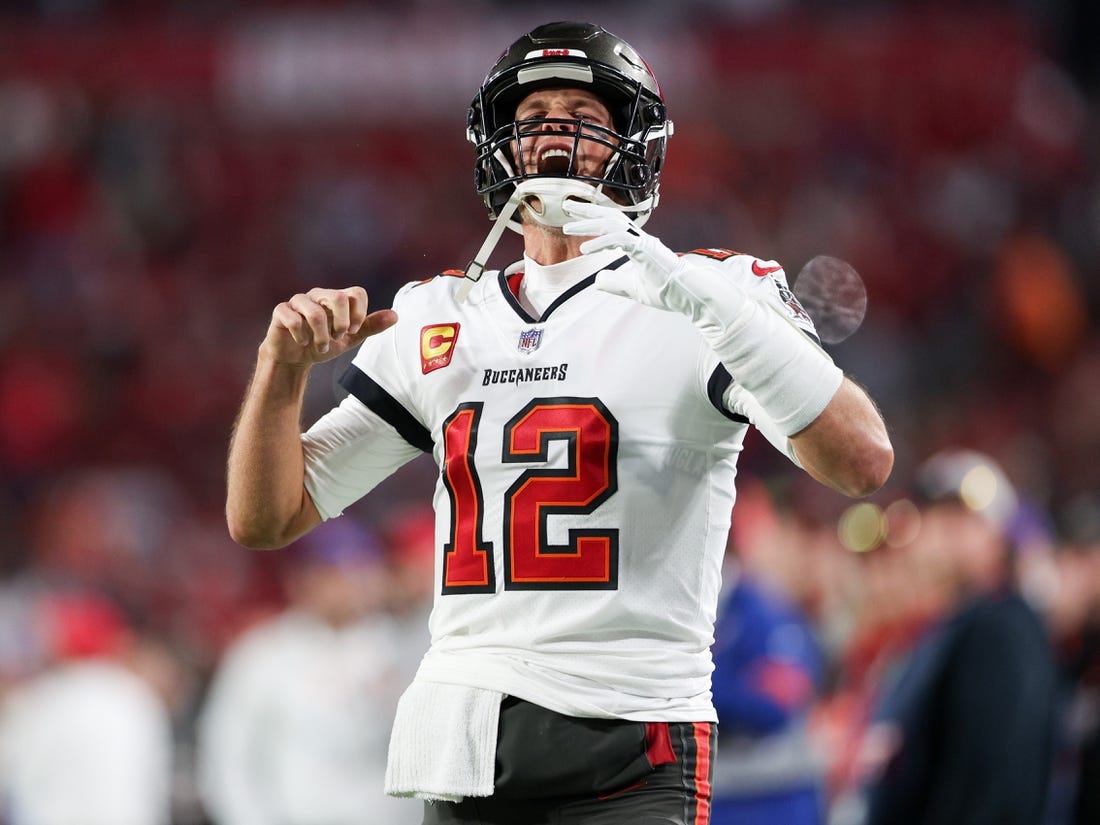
[837,502,887,554]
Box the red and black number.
[440,398,620,594]
[441,403,495,594]
[501,398,619,590]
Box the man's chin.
[519,204,567,234]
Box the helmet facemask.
[471,84,670,231]
[459,22,672,296]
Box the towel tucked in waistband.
[385,681,504,803]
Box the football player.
[226,21,893,825]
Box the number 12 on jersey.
[440,398,620,593]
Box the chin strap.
[457,189,524,302]
[457,179,617,302]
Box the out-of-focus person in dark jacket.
[859,449,1058,825]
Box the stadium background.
[0,1,1097,823]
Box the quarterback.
[226,21,893,825]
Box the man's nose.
[539,107,576,131]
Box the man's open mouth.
[536,147,573,175]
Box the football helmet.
[467,21,672,231]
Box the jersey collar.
[497,252,629,323]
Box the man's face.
[914,503,1006,591]
[513,87,617,179]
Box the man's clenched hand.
[263,286,397,367]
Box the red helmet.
[467,21,672,227]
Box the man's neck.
[522,220,588,265]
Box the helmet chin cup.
[458,177,636,303]
[511,179,614,231]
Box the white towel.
[384,681,503,803]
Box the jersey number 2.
[440,398,619,594]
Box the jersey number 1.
[440,398,619,594]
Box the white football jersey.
[302,248,820,721]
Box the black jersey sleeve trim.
[338,365,434,454]
[706,365,751,424]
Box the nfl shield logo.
[517,327,543,355]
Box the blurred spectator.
[1069,623,1100,825]
[856,450,1058,825]
[710,481,828,825]
[0,590,175,825]
[378,503,435,660]
[1041,535,1100,825]
[195,517,423,825]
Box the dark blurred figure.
[1069,619,1100,825]
[860,450,1058,825]
[710,481,828,825]
[1040,528,1100,825]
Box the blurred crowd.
[0,2,1098,824]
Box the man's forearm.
[790,377,893,497]
[226,355,320,549]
